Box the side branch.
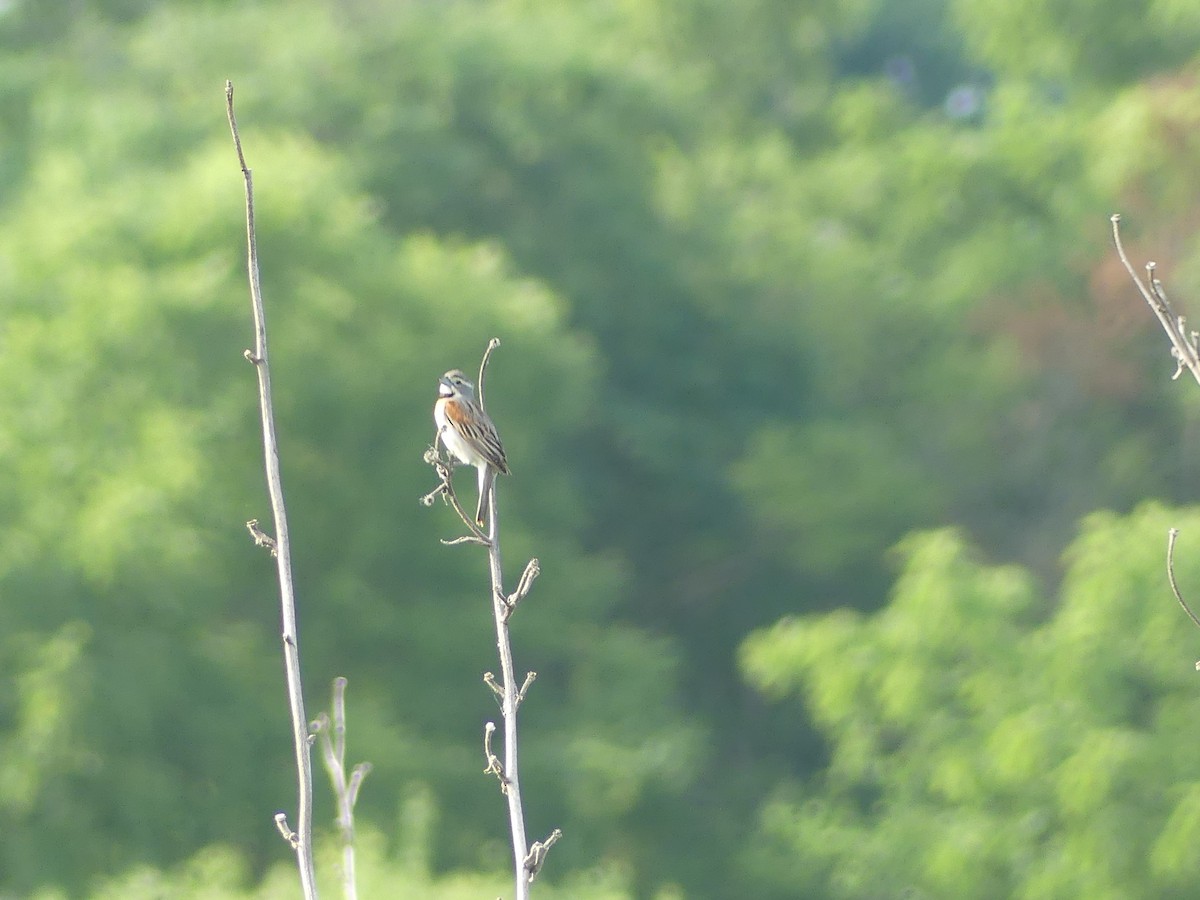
[503,558,541,621]
[524,829,563,885]
[1111,214,1200,385]
[470,344,531,896]
[419,448,490,545]
[246,518,278,557]
[483,721,508,789]
[1167,529,1200,636]
[227,80,318,900]
[314,678,372,900]
[1115,217,1200,666]
[476,337,501,411]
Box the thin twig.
[227,80,318,900]
[315,678,372,900]
[516,671,537,708]
[1114,217,1200,662]
[246,519,278,557]
[1111,214,1200,385]
[275,812,299,848]
[483,721,507,787]
[484,671,505,702]
[524,829,563,884]
[477,337,501,412]
[346,762,370,808]
[420,451,492,545]
[442,534,490,547]
[1167,528,1200,633]
[505,558,541,619]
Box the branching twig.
[1115,217,1200,663]
[246,518,278,557]
[484,671,504,702]
[1111,214,1200,385]
[275,812,299,849]
[476,337,501,411]
[483,720,507,788]
[524,829,563,884]
[227,80,318,900]
[420,449,491,545]
[516,671,537,708]
[423,342,558,898]
[504,558,541,620]
[314,678,372,900]
[483,670,537,709]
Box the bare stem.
[226,80,318,900]
[315,678,372,900]
[1167,528,1200,633]
[423,341,559,897]
[473,343,533,899]
[1114,217,1200,662]
[486,473,532,898]
[1111,214,1200,385]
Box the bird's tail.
[475,465,496,528]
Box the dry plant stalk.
[1111,215,1200,385]
[314,678,372,900]
[422,340,560,899]
[1112,214,1200,652]
[226,80,318,899]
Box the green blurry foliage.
[741,507,1200,897]
[30,826,648,900]
[624,0,874,134]
[1088,75,1200,224]
[0,48,700,892]
[1,623,91,820]
[953,0,1200,83]
[733,419,943,586]
[2,0,1200,896]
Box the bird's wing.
[445,399,511,474]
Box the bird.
[434,368,510,527]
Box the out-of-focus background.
[4,1,1200,897]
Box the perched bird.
[434,368,510,527]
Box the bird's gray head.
[438,369,474,400]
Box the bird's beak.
[438,377,454,397]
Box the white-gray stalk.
[1111,214,1200,385]
[226,80,317,900]
[485,482,530,900]
[425,341,558,898]
[316,677,372,900]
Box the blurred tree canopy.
[1,0,1200,897]
[741,508,1200,897]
